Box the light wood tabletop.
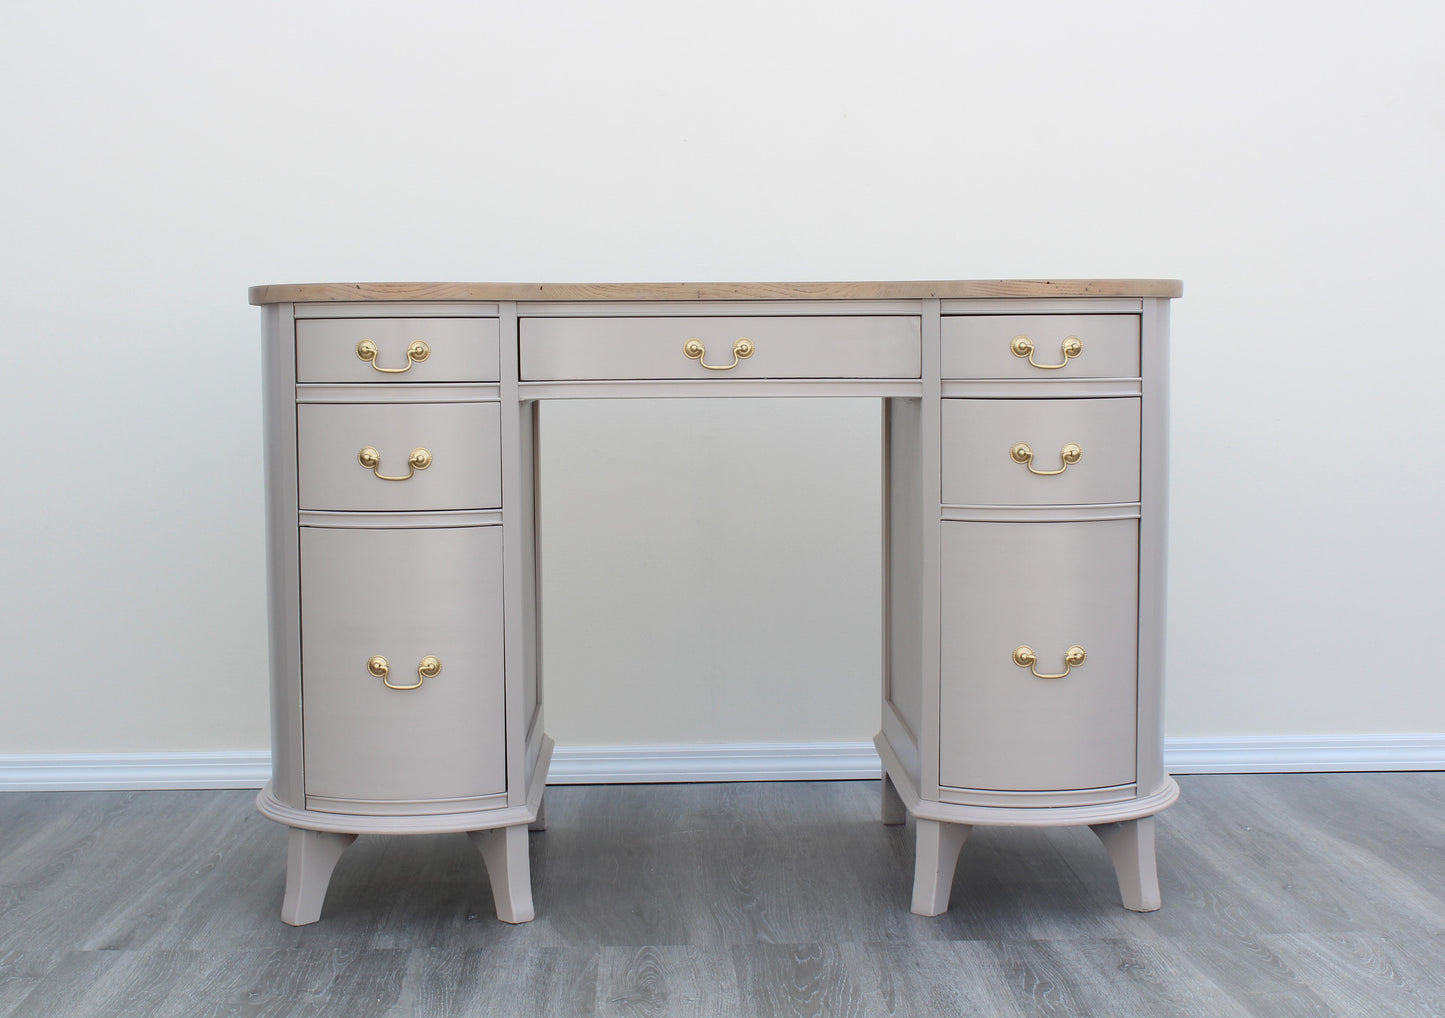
[249,279,1183,304]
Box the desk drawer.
[942,315,1139,379]
[941,398,1140,506]
[299,526,506,811]
[296,318,500,383]
[939,520,1138,794]
[297,402,501,511]
[520,316,920,380]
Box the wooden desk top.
[249,280,1182,305]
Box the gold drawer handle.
[358,446,432,481]
[368,655,442,691]
[683,337,754,370]
[1013,645,1086,679]
[356,339,430,374]
[1011,334,1081,370]
[1010,442,1082,476]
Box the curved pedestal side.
[876,733,1180,916]
[256,735,551,925]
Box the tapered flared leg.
[881,772,907,826]
[1090,816,1162,912]
[280,828,357,926]
[911,819,972,916]
[468,824,535,924]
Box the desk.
[249,280,1181,925]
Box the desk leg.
[911,819,971,916]
[281,828,357,926]
[469,825,536,924]
[881,772,907,825]
[1090,817,1162,912]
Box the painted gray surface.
[261,303,304,807]
[296,402,502,511]
[3,775,1445,1016]
[520,316,921,380]
[267,293,1173,930]
[299,526,506,808]
[497,303,542,810]
[941,313,1140,379]
[883,398,923,763]
[296,317,500,383]
[938,520,1139,793]
[1136,297,1172,793]
[941,396,1141,506]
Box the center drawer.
[520,316,921,380]
[296,402,502,512]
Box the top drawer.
[296,318,501,383]
[942,315,1139,380]
[520,316,920,380]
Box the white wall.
[2,0,1442,755]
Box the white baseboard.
[0,751,272,792]
[1162,734,1445,773]
[1,735,1441,792]
[547,742,883,783]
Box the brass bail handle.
[1012,645,1086,680]
[1011,334,1082,370]
[1010,442,1082,476]
[683,337,754,370]
[356,339,430,374]
[368,655,442,691]
[358,447,432,481]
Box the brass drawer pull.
[683,337,754,370]
[368,654,442,691]
[1010,442,1082,476]
[1013,645,1086,679]
[356,339,430,374]
[1011,334,1081,370]
[358,446,432,481]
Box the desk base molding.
[874,734,1180,828]
[255,733,551,836]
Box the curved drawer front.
[297,402,501,511]
[520,316,921,380]
[299,526,506,811]
[939,520,1138,794]
[296,318,500,383]
[942,314,1139,379]
[941,397,1140,506]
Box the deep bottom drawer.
[939,520,1138,793]
[300,525,506,812]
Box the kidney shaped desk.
[249,279,1182,925]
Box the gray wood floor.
[1,774,1443,1016]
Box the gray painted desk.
[250,280,1181,925]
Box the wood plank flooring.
[1,774,1442,1016]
